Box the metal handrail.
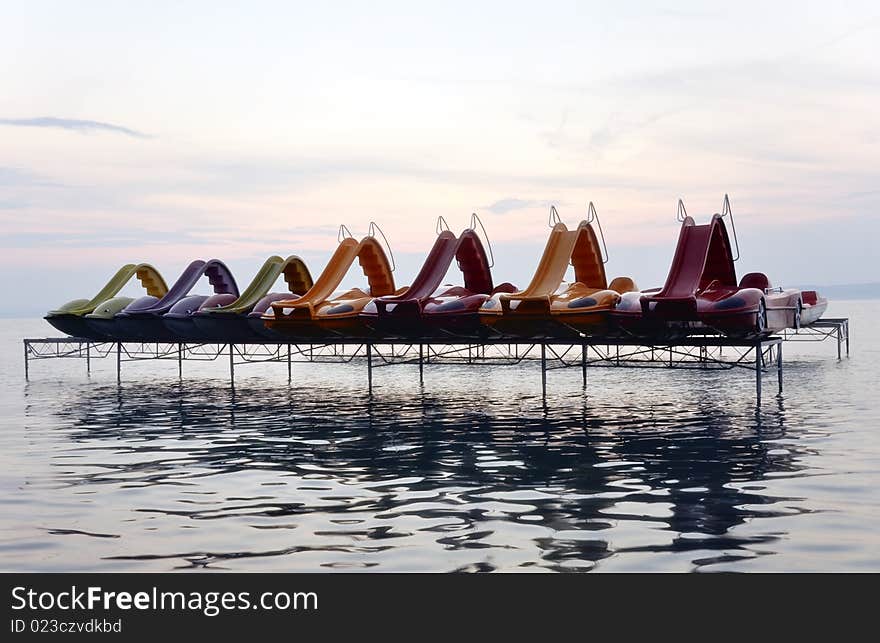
[368,221,396,272]
[337,224,354,243]
[436,216,450,235]
[676,199,688,222]
[720,193,740,262]
[586,201,609,264]
[549,205,562,227]
[469,212,495,268]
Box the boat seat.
[608,276,637,294]
[739,272,771,290]
[492,282,518,295]
[437,286,472,298]
[802,290,818,305]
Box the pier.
[22,318,848,404]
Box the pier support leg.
[776,342,783,396]
[581,343,587,388]
[24,341,29,381]
[177,343,182,380]
[845,321,850,357]
[540,343,547,398]
[419,344,424,386]
[116,342,121,384]
[287,344,292,383]
[367,343,373,394]
[86,343,91,376]
[755,343,762,405]
[229,344,234,390]
[837,326,842,360]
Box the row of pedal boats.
[45,197,828,343]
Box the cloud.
[485,198,554,215]
[0,117,149,139]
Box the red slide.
[362,226,497,336]
[640,213,737,319]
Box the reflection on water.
[10,376,823,572]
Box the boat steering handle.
[368,221,396,272]
[721,194,741,262]
[676,199,688,223]
[469,212,495,268]
[587,201,609,264]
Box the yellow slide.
[480,205,637,337]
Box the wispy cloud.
[0,117,149,139]
[485,198,554,215]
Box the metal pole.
[229,344,234,389]
[287,344,292,383]
[837,325,842,360]
[581,343,587,388]
[418,343,424,385]
[24,340,29,381]
[755,342,762,405]
[116,342,121,383]
[367,342,373,393]
[177,343,182,379]
[86,343,91,376]
[846,321,850,356]
[540,343,547,398]
[776,341,783,396]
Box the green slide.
[188,255,314,341]
[45,263,167,338]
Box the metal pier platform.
[23,318,849,404]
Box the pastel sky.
[2,1,879,314]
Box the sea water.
[0,302,877,572]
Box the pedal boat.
[479,205,637,339]
[265,224,398,341]
[612,196,803,338]
[45,264,167,340]
[182,255,313,342]
[108,259,239,341]
[362,216,511,340]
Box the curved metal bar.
[721,193,740,261]
[337,224,354,243]
[368,221,396,272]
[469,212,495,268]
[676,199,688,223]
[587,202,609,264]
[549,205,562,227]
[436,215,450,235]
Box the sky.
[1,1,879,315]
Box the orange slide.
[265,224,400,338]
[479,205,637,337]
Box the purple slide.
[110,259,239,341]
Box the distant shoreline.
[795,283,880,300]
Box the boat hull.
[112,314,176,342]
[194,313,272,343]
[44,314,106,340]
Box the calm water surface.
[1,302,878,572]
